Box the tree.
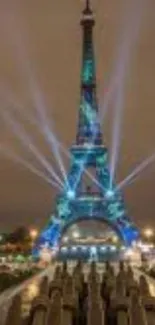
[7,226,30,244]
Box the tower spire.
[76,0,102,145]
[84,0,91,13]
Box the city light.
[71,246,77,251]
[29,229,38,241]
[90,246,97,254]
[143,228,154,239]
[27,283,39,300]
[110,245,117,252]
[72,231,80,239]
[120,245,126,251]
[62,236,69,243]
[112,235,118,243]
[124,248,134,257]
[100,246,106,251]
[61,246,68,252]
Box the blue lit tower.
[34,0,138,255]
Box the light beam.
[0,7,67,184]
[1,109,63,187]
[109,0,147,187]
[0,145,61,190]
[118,154,155,190]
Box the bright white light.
[40,247,52,262]
[143,228,154,239]
[90,246,97,254]
[138,241,153,253]
[84,142,93,148]
[110,245,117,252]
[67,190,75,199]
[118,154,155,190]
[124,248,133,257]
[27,283,39,300]
[140,246,150,253]
[29,229,38,240]
[112,235,118,243]
[120,245,126,251]
[105,189,114,199]
[61,246,68,252]
[72,231,80,239]
[72,246,77,251]
[100,246,106,251]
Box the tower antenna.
[86,0,90,10]
[83,0,92,13]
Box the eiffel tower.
[34,0,138,256]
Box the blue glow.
[105,189,114,199]
[66,189,75,199]
[90,246,97,254]
[33,1,139,258]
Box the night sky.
[0,0,154,231]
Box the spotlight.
[105,189,114,199]
[67,189,75,199]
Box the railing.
[1,261,155,325]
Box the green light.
[97,155,106,164]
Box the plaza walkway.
[1,261,155,325]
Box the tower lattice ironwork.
[34,0,138,256]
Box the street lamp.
[29,229,38,241]
[143,228,154,240]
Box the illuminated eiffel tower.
[34,0,138,256]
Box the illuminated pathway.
[1,261,155,325]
